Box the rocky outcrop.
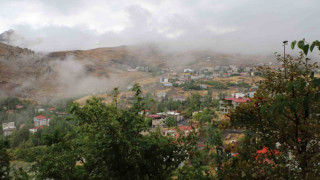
[0,42,35,61]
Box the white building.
[33,115,51,127]
[2,122,16,136]
[231,92,256,98]
[184,69,194,73]
[231,93,246,98]
[219,97,251,114]
[160,76,169,83]
[156,111,184,122]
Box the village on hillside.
[1,50,320,178]
[3,58,311,156]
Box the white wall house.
[2,122,16,136]
[33,115,51,127]
[219,97,251,114]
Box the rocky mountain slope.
[0,41,271,102]
[0,42,54,99]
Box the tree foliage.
[31,84,197,179]
[165,116,177,127]
[221,50,320,179]
[0,138,10,180]
[291,39,320,55]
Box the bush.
[14,146,46,162]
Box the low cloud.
[50,57,125,97]
[0,0,318,55]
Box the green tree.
[206,123,223,148]
[10,126,30,148]
[32,84,197,179]
[131,83,144,113]
[202,89,213,108]
[221,49,320,178]
[112,87,120,110]
[291,39,320,55]
[12,167,30,180]
[0,138,10,180]
[175,162,213,180]
[187,93,202,112]
[165,116,177,127]
[193,108,214,125]
[32,139,86,180]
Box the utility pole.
[283,41,288,78]
[283,41,288,61]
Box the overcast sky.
[0,0,319,55]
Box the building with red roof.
[16,105,24,109]
[34,115,51,127]
[6,110,14,114]
[219,97,251,114]
[48,108,56,112]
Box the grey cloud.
[0,0,319,56]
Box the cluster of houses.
[29,115,51,133]
[5,104,25,114]
[159,65,255,85]
[36,107,68,117]
[1,115,52,136]
[2,104,25,136]
[1,115,51,136]
[110,62,151,72]
[158,65,258,91]
[158,61,286,87]
[1,105,68,136]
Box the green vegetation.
[181,81,201,90]
[1,85,200,179]
[165,116,177,127]
[219,48,320,178]
[226,82,251,88]
[198,80,228,89]
[1,40,319,179]
[291,39,320,55]
[193,108,216,125]
[0,138,10,179]
[230,73,240,76]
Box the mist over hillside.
[0,37,275,102]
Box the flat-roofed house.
[219,97,251,114]
[2,122,16,136]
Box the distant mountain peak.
[0,29,41,49]
[0,29,18,44]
